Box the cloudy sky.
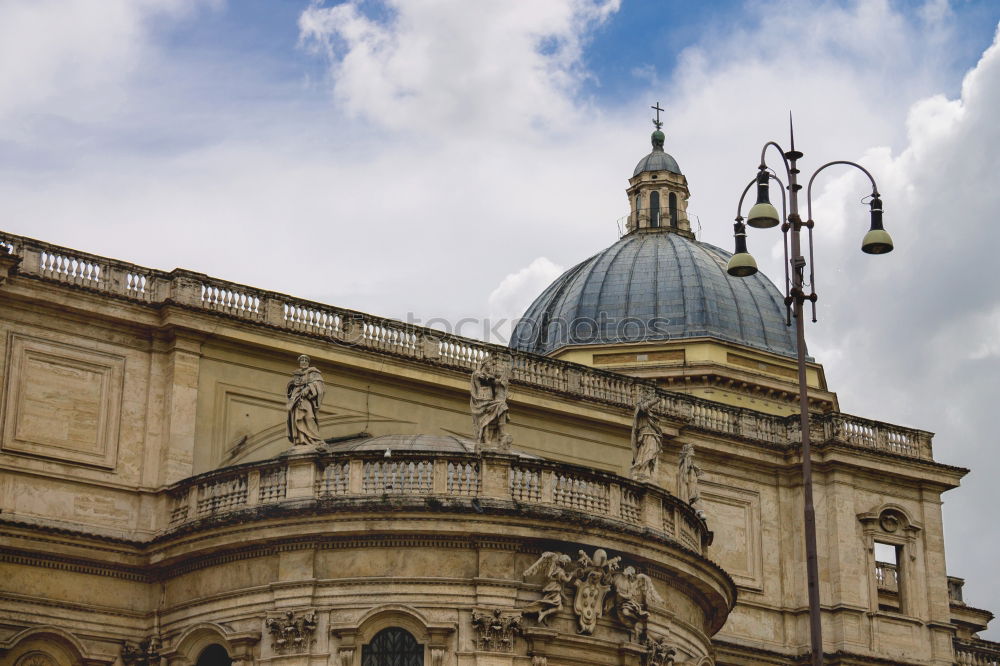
[2,0,999,635]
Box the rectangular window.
[874,541,902,612]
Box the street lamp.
[726,120,892,666]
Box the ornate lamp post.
[726,120,893,666]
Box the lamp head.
[747,169,780,228]
[861,195,893,254]
[727,219,759,277]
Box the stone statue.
[631,389,663,481]
[677,443,705,519]
[608,566,664,642]
[522,551,574,625]
[470,353,512,450]
[286,354,325,446]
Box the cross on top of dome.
[651,102,664,131]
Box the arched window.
[196,644,232,666]
[363,628,423,666]
[669,192,678,228]
[649,191,660,228]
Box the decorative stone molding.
[15,653,57,666]
[430,647,445,666]
[265,610,317,653]
[330,604,456,663]
[531,655,547,666]
[121,637,160,666]
[522,548,663,638]
[642,635,676,666]
[470,609,523,652]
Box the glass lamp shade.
[727,252,759,277]
[747,202,780,229]
[862,228,894,254]
[862,195,892,254]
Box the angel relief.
[522,548,664,639]
[608,566,665,641]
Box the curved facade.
[510,232,798,358]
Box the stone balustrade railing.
[955,639,1000,665]
[166,450,712,554]
[875,562,899,593]
[0,230,934,462]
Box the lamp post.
[726,121,892,666]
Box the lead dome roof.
[633,129,682,176]
[509,231,798,358]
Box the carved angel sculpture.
[522,551,574,625]
[287,354,325,446]
[609,566,664,642]
[471,354,512,450]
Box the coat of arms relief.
[522,548,664,641]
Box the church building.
[0,117,995,666]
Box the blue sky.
[2,0,1000,642]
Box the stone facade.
[0,229,995,666]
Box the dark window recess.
[196,645,232,666]
[669,192,678,228]
[650,191,660,228]
[363,628,424,666]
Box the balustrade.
[553,472,609,514]
[509,466,541,502]
[0,230,934,463]
[875,561,899,593]
[317,461,351,497]
[363,459,434,494]
[955,639,1000,666]
[196,473,248,517]
[163,451,712,554]
[259,466,287,503]
[620,488,641,524]
[447,460,479,495]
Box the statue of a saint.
[470,354,512,450]
[630,390,662,481]
[677,443,705,518]
[286,354,325,446]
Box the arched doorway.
[362,628,423,666]
[195,644,232,666]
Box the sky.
[1,0,999,639]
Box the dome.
[633,130,682,176]
[509,231,798,358]
[633,150,681,177]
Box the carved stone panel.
[15,653,58,666]
[266,610,318,653]
[700,483,762,590]
[471,608,523,652]
[2,334,125,468]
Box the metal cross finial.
[651,102,664,130]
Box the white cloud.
[0,0,207,136]
[298,0,620,135]
[487,256,565,343]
